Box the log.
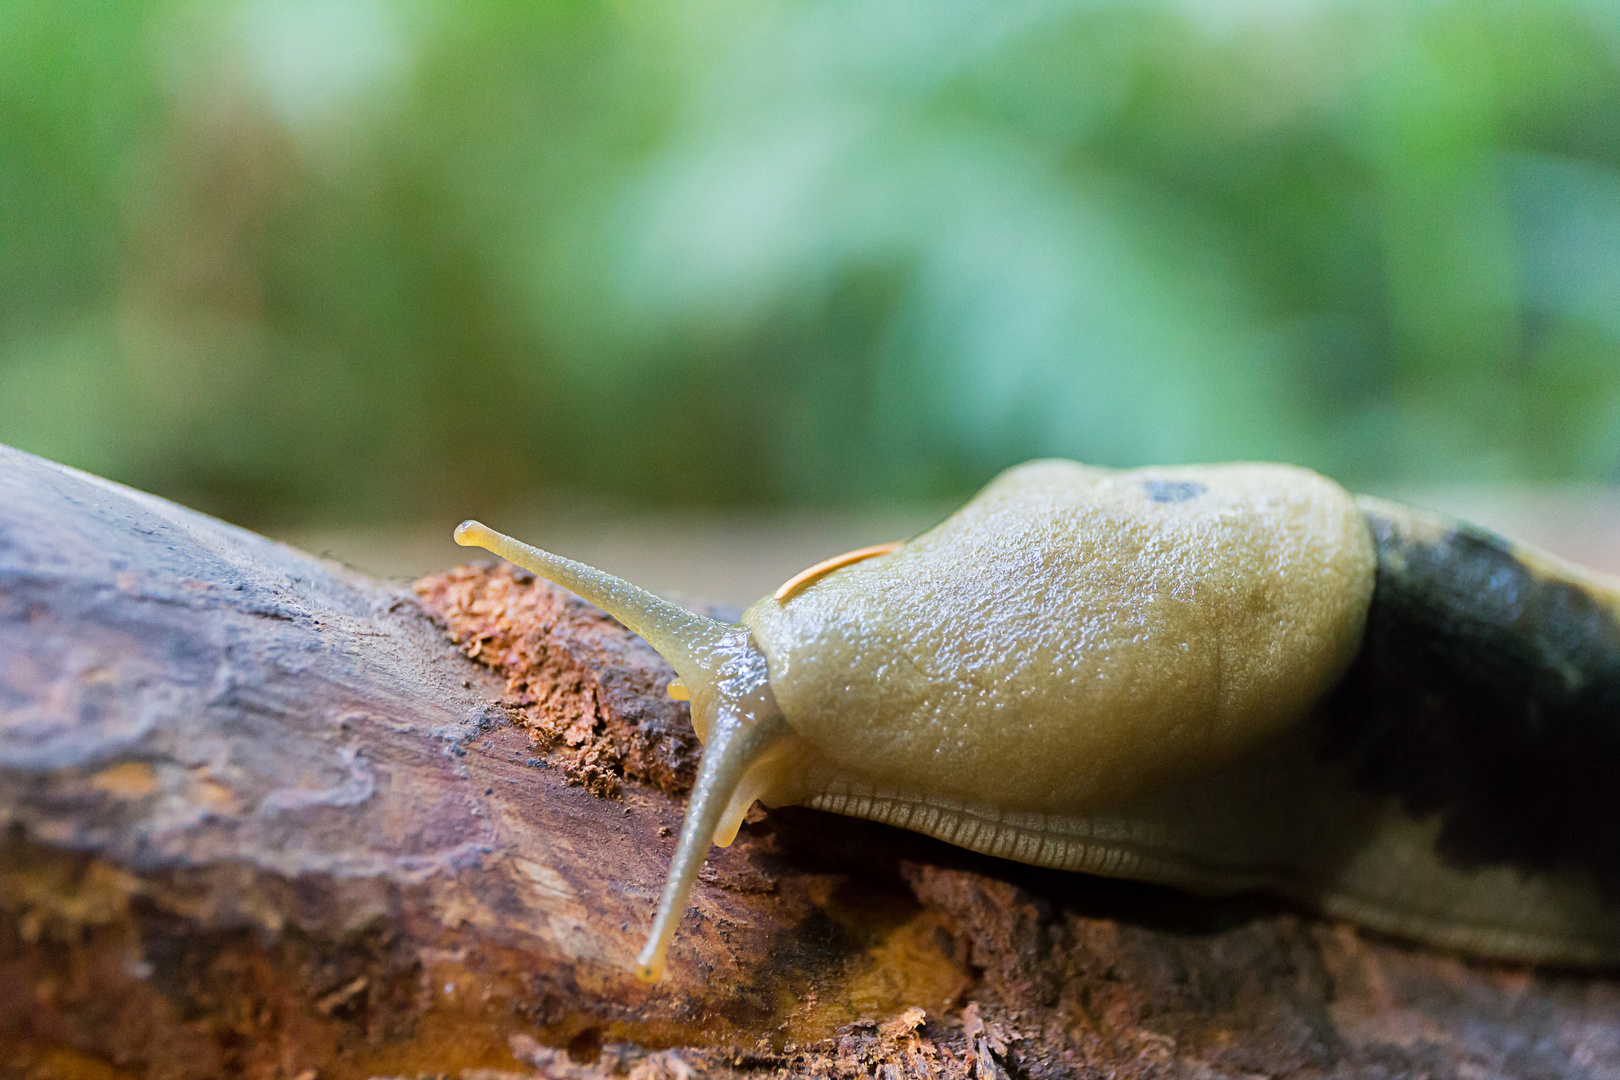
[1,442,1616,1080]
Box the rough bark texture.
[1,442,1617,1080]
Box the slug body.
[455,460,1620,980]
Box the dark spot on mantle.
[1142,479,1206,504]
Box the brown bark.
[1,442,1616,1080]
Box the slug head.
[453,522,806,982]
[452,459,1376,976]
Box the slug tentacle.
[454,520,731,687]
[453,519,808,982]
[636,702,792,983]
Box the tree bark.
[1,442,1615,1080]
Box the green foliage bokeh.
[4,0,1620,523]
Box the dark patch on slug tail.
[1320,505,1620,895]
[1141,479,1206,504]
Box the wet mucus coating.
[454,460,1620,981]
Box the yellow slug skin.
[743,459,1376,813]
[455,460,1620,970]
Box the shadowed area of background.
[4,0,1620,590]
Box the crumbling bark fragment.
[413,563,703,798]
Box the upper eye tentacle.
[455,520,732,687]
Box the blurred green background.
[5,0,1620,553]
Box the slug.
[454,460,1620,980]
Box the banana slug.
[454,460,1620,980]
